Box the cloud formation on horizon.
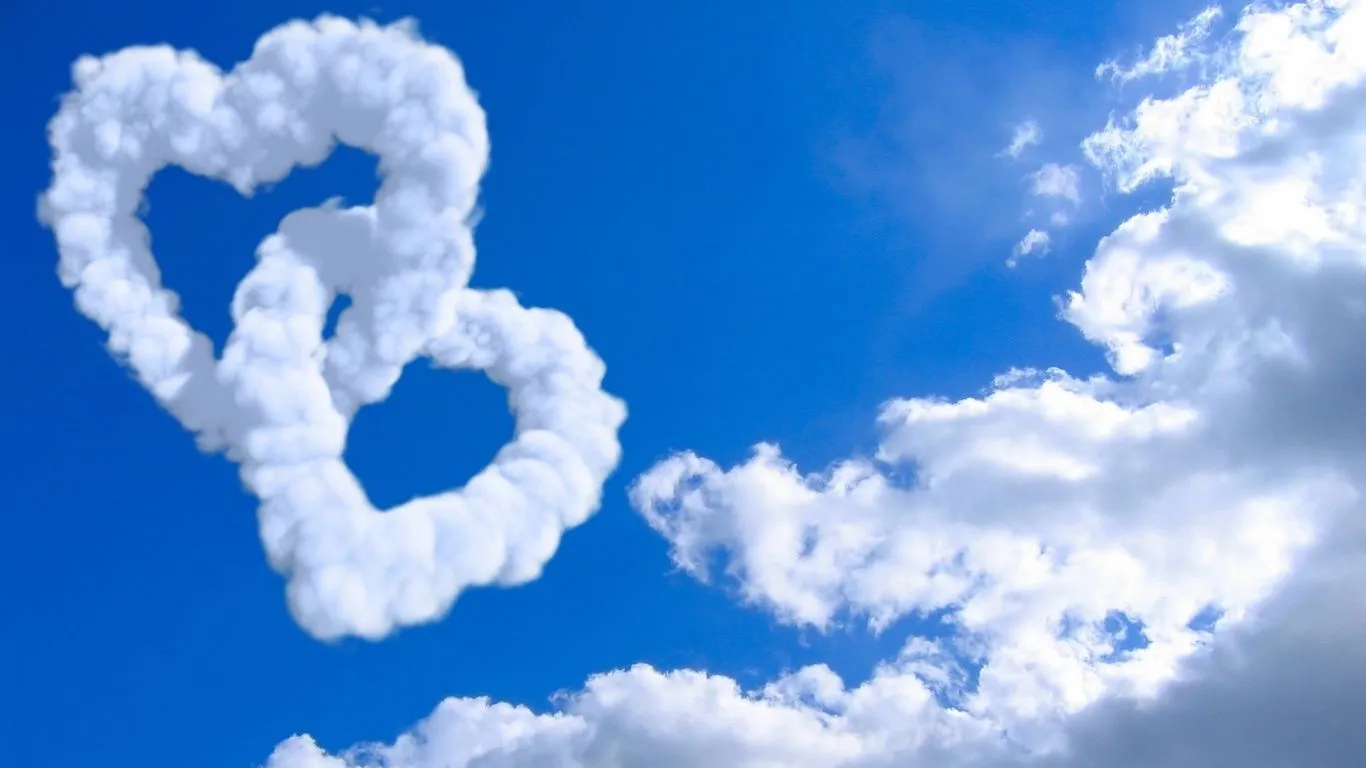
[39,16,626,641]
[268,1,1366,765]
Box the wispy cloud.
[999,119,1042,159]
[830,15,1103,304]
[1096,5,1224,83]
[1007,228,1052,267]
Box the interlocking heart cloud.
[38,16,626,641]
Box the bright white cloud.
[1096,5,1224,83]
[1028,163,1082,204]
[1008,229,1052,266]
[1000,119,1042,159]
[265,1,1366,765]
[39,17,626,641]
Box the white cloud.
[1028,163,1082,205]
[1096,5,1224,84]
[38,16,626,641]
[265,0,1366,765]
[1000,119,1042,159]
[1008,229,1052,266]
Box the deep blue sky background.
[2,1,1202,765]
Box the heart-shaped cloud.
[38,16,626,641]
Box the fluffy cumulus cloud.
[39,17,626,641]
[266,0,1366,764]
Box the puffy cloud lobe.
[39,17,626,640]
[267,1,1366,765]
[266,661,1003,768]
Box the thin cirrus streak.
[38,16,626,641]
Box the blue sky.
[1,0,1254,765]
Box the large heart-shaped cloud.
[38,16,626,641]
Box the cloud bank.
[39,17,626,641]
[266,1,1366,763]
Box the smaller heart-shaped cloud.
[39,16,626,641]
